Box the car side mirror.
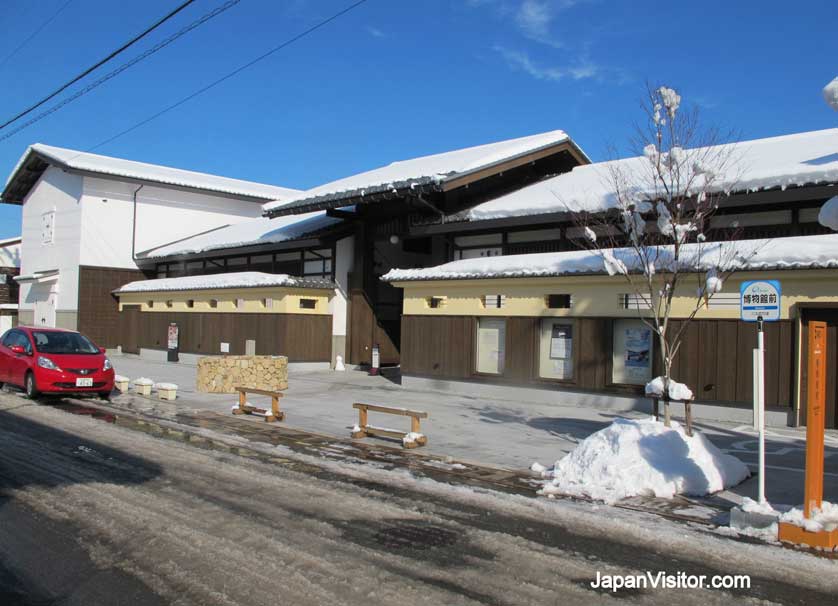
[99,347,106,354]
[9,345,26,355]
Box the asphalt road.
[0,394,835,606]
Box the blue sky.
[0,0,836,239]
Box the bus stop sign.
[740,280,781,322]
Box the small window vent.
[547,294,572,309]
[619,293,652,310]
[427,296,445,309]
[300,298,317,310]
[209,299,218,309]
[483,294,506,309]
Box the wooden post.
[804,321,827,519]
[684,401,693,437]
[359,406,368,429]
[411,416,420,434]
[233,390,247,415]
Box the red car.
[0,326,115,399]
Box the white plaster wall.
[331,236,354,336]
[18,166,83,315]
[79,176,264,268]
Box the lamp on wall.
[389,235,399,245]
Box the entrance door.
[33,290,56,327]
[348,289,399,365]
[800,309,838,429]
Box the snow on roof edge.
[114,271,335,294]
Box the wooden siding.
[117,310,331,362]
[401,315,795,407]
[78,266,146,348]
[0,266,18,306]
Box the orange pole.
[804,321,827,519]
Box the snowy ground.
[107,355,838,508]
[1,396,837,605]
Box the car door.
[5,331,32,387]
[0,330,13,382]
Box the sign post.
[167,323,179,363]
[778,320,838,548]
[740,280,781,505]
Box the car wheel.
[98,391,111,401]
[25,372,39,399]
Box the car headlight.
[103,357,112,371]
[37,356,61,371]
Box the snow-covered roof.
[466,128,838,222]
[383,233,838,282]
[263,129,582,215]
[0,237,21,268]
[114,272,334,294]
[140,211,341,259]
[4,143,301,202]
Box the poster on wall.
[539,320,574,380]
[549,325,572,360]
[612,319,653,385]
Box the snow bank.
[154,383,178,390]
[537,418,749,503]
[824,77,838,111]
[402,432,426,447]
[780,502,838,533]
[115,271,333,294]
[133,377,154,386]
[645,376,694,401]
[818,196,838,231]
[383,233,838,282]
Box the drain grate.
[372,521,459,550]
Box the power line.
[0,0,243,143]
[0,0,198,131]
[0,0,75,68]
[84,0,370,155]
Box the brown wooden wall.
[401,315,795,407]
[78,266,146,348]
[0,266,19,306]
[117,310,332,362]
[800,308,838,429]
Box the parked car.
[0,326,114,399]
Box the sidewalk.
[109,354,838,508]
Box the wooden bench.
[232,387,285,423]
[351,403,428,448]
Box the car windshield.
[32,331,99,355]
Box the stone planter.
[133,378,154,396]
[156,383,178,401]
[114,375,130,392]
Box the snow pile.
[383,233,838,282]
[818,196,838,231]
[351,424,362,433]
[824,77,838,111]
[740,496,779,516]
[402,432,425,447]
[334,355,346,372]
[114,375,129,383]
[536,417,749,503]
[645,376,694,401]
[133,377,154,386]
[115,272,333,294]
[779,502,838,533]
[154,383,178,390]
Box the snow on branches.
[824,77,838,112]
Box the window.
[236,298,245,310]
[209,299,218,309]
[263,298,273,309]
[147,300,154,309]
[547,294,572,309]
[539,320,573,380]
[483,294,506,309]
[299,298,317,310]
[455,247,503,261]
[619,293,652,310]
[612,319,653,385]
[186,300,195,308]
[165,300,173,308]
[476,318,505,375]
[427,296,445,309]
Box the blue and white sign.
[740,280,781,322]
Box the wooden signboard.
[778,320,837,549]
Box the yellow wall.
[393,269,838,320]
[118,286,332,315]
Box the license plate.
[75,378,93,387]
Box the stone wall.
[196,355,289,393]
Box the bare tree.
[570,85,758,435]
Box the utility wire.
[0,0,198,131]
[0,0,243,143]
[0,0,75,69]
[83,0,369,154]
